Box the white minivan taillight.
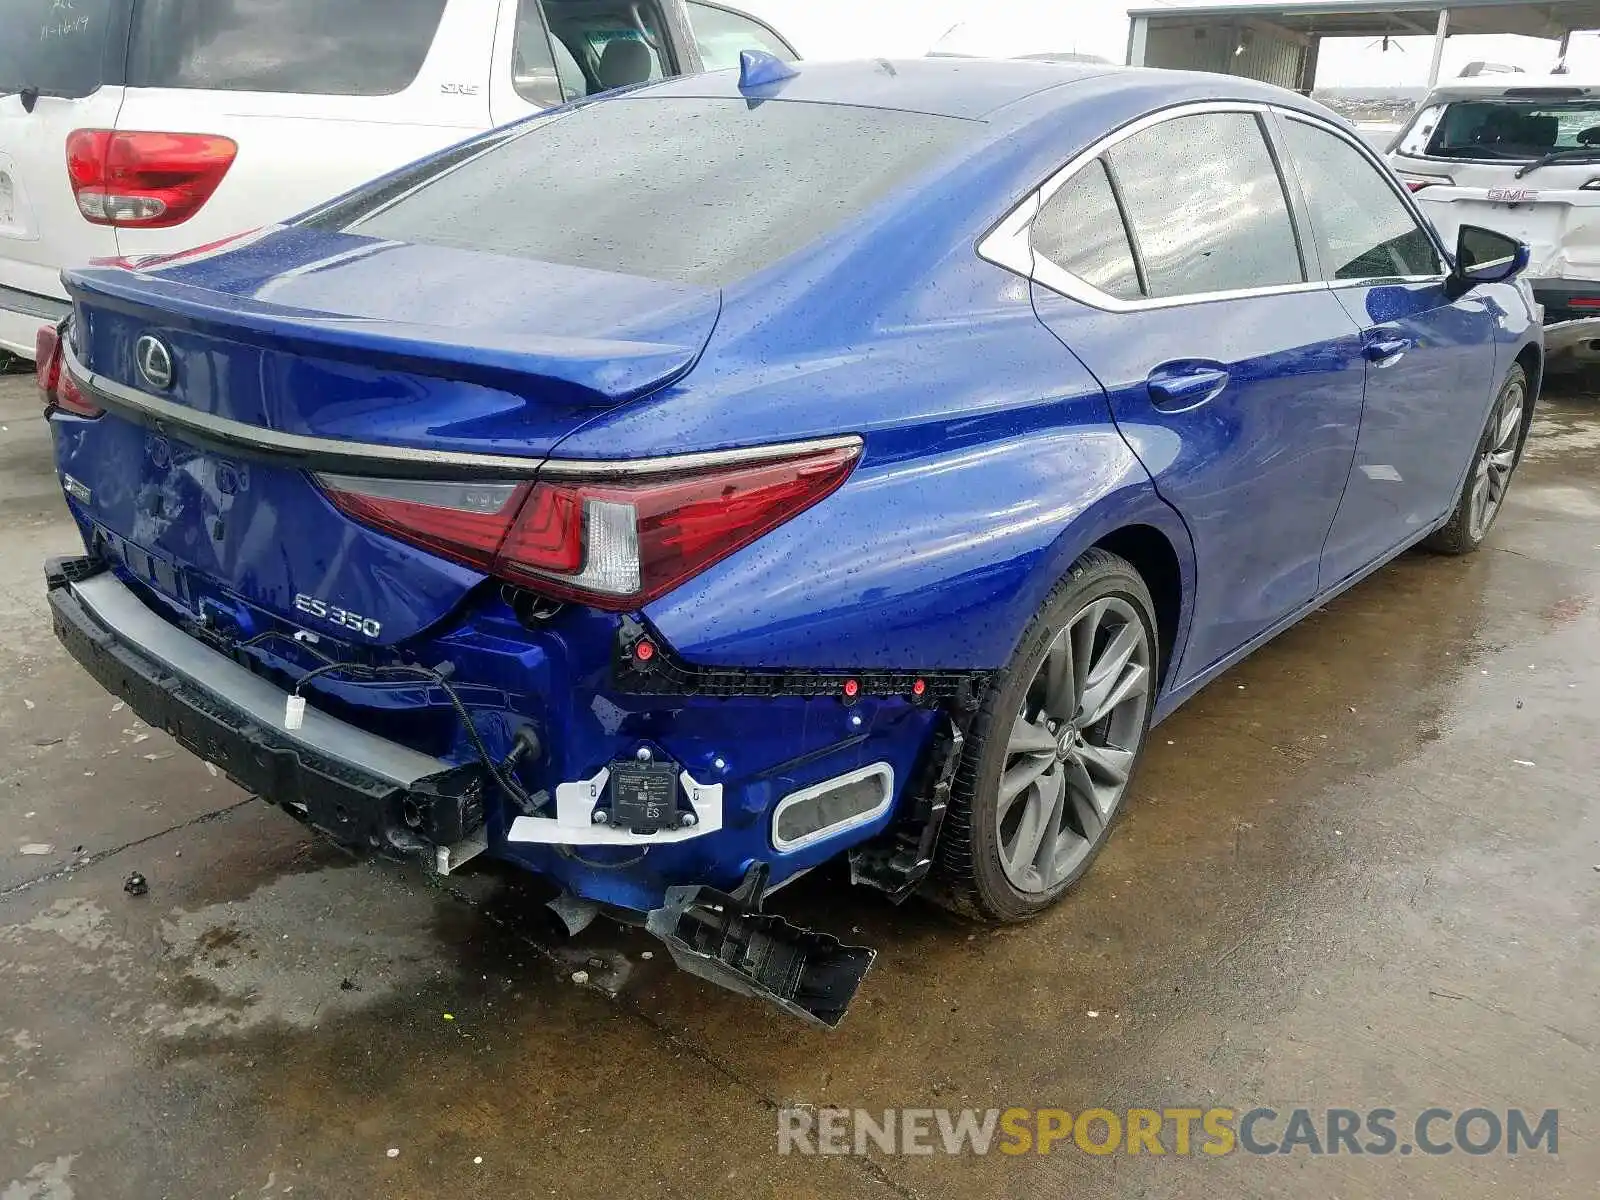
[66,129,239,228]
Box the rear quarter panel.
[551,140,1198,672]
[643,403,1193,673]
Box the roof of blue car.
[636,57,1124,120]
[633,57,1322,123]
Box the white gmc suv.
[1390,74,1600,363]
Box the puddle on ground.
[0,1155,76,1200]
[1526,396,1600,462]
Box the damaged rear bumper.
[46,558,490,870]
[1532,281,1600,361]
[47,557,885,1027]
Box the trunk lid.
[54,226,723,644]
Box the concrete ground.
[1,368,1596,1199]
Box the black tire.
[1425,364,1530,556]
[931,549,1158,923]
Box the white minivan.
[0,0,796,359]
[1389,75,1600,361]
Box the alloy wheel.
[1467,378,1525,542]
[995,596,1152,894]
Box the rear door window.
[127,0,449,96]
[1031,159,1142,301]
[0,0,122,98]
[1108,111,1306,299]
[1279,118,1443,280]
[685,1,797,73]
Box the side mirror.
[1451,224,1530,293]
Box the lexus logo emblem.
[135,335,174,392]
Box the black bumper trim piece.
[645,864,876,1029]
[612,616,991,708]
[46,557,486,859]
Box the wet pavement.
[2,370,1596,1198]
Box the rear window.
[127,0,448,96]
[0,0,121,98]
[1406,97,1600,161]
[323,98,973,286]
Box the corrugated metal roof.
[1127,0,1600,40]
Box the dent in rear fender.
[645,423,1191,671]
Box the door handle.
[1364,336,1413,368]
[1147,364,1230,411]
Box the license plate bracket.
[608,761,680,834]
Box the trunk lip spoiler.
[62,343,862,482]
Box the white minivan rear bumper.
[0,286,68,358]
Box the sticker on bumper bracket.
[507,767,723,846]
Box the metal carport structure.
[1127,0,1600,92]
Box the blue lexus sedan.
[38,56,1539,1026]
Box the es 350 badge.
[294,594,382,639]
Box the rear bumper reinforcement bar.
[46,557,487,864]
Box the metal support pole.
[1300,34,1322,94]
[1427,8,1451,87]
[1127,16,1149,67]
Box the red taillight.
[317,477,529,568]
[66,129,238,228]
[1400,174,1453,193]
[318,443,861,611]
[34,325,59,404]
[35,324,103,419]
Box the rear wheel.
[933,550,1156,923]
[1425,364,1529,556]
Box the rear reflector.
[66,129,238,228]
[318,443,862,611]
[36,324,103,419]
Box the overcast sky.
[737,0,1600,86]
